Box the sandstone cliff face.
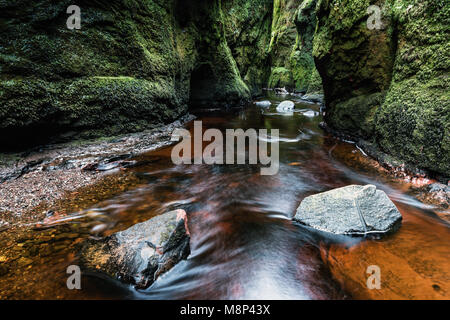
[313,0,449,176]
[182,0,251,109]
[292,0,323,93]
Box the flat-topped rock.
[293,185,402,236]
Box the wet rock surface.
[416,183,450,210]
[79,209,190,289]
[274,87,289,95]
[300,94,323,104]
[0,115,194,182]
[276,100,295,112]
[314,0,449,176]
[255,100,272,107]
[0,115,194,221]
[294,185,402,236]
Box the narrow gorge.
[0,0,448,301]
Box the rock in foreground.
[79,209,190,289]
[294,185,402,236]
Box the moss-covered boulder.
[313,0,449,176]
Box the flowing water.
[0,93,448,300]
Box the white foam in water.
[258,133,302,143]
[255,100,272,107]
[276,100,295,113]
[302,110,318,117]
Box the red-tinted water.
[0,93,448,299]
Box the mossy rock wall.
[268,0,323,93]
[222,0,274,97]
[0,0,255,146]
[313,0,449,176]
[183,0,251,108]
[376,0,450,176]
[0,0,195,146]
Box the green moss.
[266,0,323,92]
[222,0,273,96]
[269,0,299,70]
[0,0,262,144]
[314,0,450,175]
[0,0,196,144]
[374,0,450,174]
[328,92,384,139]
[306,67,323,93]
[0,75,187,143]
[290,50,317,92]
[376,0,449,175]
[7,0,446,178]
[268,67,294,89]
[376,77,450,174]
[186,0,251,106]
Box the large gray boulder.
[293,185,402,236]
[79,209,190,289]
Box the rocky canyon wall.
[1,0,447,178]
[0,0,321,148]
[313,0,449,176]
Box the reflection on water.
[0,93,448,299]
